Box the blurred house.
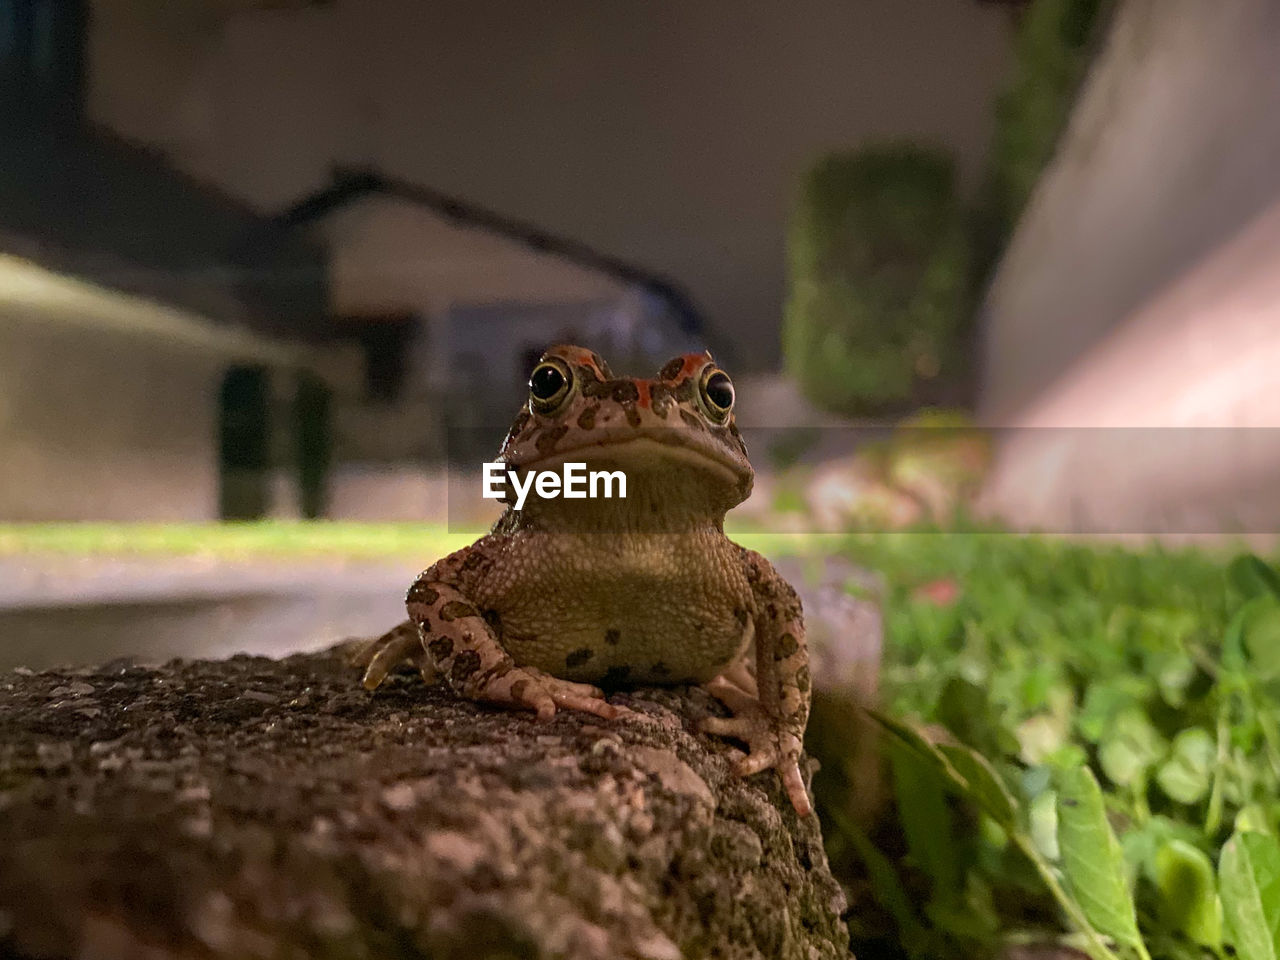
[0,0,332,522]
[276,168,702,520]
[978,0,1280,537]
[0,0,707,523]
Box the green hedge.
[782,145,969,415]
[974,0,1111,277]
[784,0,1113,416]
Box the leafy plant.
[972,0,1114,284]
[1219,831,1280,960]
[784,1,1115,417]
[782,145,969,414]
[820,537,1280,960]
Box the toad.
[354,345,812,815]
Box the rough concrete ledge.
[0,647,850,960]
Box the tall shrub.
[782,145,968,415]
[972,0,1112,282]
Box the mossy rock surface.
[0,647,850,959]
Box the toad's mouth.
[508,430,751,491]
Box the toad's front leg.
[401,572,620,722]
[702,551,812,817]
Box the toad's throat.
[500,438,748,530]
[509,433,749,490]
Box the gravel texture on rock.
[0,646,850,959]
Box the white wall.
[978,0,1280,537]
[318,196,628,314]
[981,0,1280,422]
[0,309,224,521]
[0,251,319,522]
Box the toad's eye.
[529,359,573,413]
[699,368,734,421]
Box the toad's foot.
[702,676,811,817]
[484,665,624,723]
[352,620,436,688]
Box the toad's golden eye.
[528,359,573,413]
[698,367,734,422]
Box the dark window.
[295,372,332,520]
[30,0,55,80]
[0,0,85,120]
[0,4,14,62]
[219,366,272,520]
[331,314,418,403]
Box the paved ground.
[0,556,420,671]
[0,552,882,683]
[982,193,1280,540]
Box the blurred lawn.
[0,522,472,561]
[0,521,840,564]
[0,521,1260,576]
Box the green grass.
[814,533,1280,960]
[0,522,473,561]
[0,521,851,564]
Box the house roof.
[277,167,702,334]
[0,118,327,338]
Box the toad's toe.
[355,622,426,690]
[482,667,621,722]
[701,709,811,817]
